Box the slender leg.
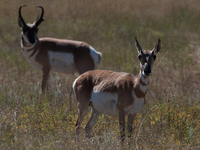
[74,80,92,141]
[42,67,50,93]
[69,87,73,112]
[119,109,125,142]
[75,102,89,141]
[85,107,100,138]
[127,114,136,137]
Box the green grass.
[0,0,200,149]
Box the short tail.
[98,52,102,65]
[89,46,102,68]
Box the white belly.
[91,91,119,117]
[90,91,145,117]
[48,51,77,73]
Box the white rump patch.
[89,46,102,68]
[72,75,81,90]
[91,91,119,117]
[48,51,77,73]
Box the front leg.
[119,109,125,142]
[42,67,50,93]
[127,114,136,137]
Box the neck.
[135,70,149,95]
[21,34,38,47]
[21,34,39,49]
[139,70,149,85]
[21,35,40,58]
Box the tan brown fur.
[18,5,102,93]
[74,70,137,108]
[73,38,161,142]
[21,36,100,92]
[22,36,95,73]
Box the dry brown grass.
[0,0,200,149]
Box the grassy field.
[0,0,200,149]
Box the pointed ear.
[152,39,161,54]
[135,37,143,54]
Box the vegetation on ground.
[0,0,200,149]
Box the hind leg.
[85,106,100,138]
[73,75,93,141]
[75,102,89,141]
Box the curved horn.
[18,5,27,27]
[35,6,44,27]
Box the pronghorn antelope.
[73,38,161,141]
[18,5,102,93]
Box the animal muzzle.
[27,31,36,44]
[143,69,152,76]
[143,64,152,76]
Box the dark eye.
[153,55,156,60]
[138,55,142,60]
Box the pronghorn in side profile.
[18,5,102,93]
[73,38,161,141]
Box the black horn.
[18,5,27,27]
[35,6,44,27]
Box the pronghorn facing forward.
[73,38,161,141]
[18,5,102,93]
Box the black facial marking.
[22,28,27,33]
[26,27,37,44]
[35,28,38,33]
[153,55,156,60]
